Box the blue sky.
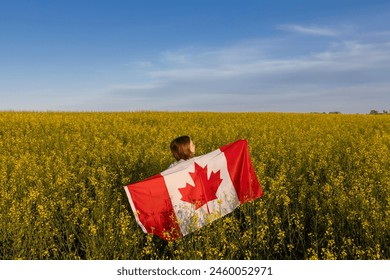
[1,0,390,113]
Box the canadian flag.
[123,139,262,240]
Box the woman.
[169,135,195,168]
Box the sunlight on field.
[0,112,389,259]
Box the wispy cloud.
[98,33,390,113]
[277,24,339,36]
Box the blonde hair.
[170,135,194,161]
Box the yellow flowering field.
[0,111,389,259]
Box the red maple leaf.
[178,162,223,211]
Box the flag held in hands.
[123,139,262,240]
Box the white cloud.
[109,83,162,91]
[277,24,339,36]
[99,34,390,113]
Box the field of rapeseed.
[0,111,389,260]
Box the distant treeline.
[310,110,389,115]
[369,110,389,115]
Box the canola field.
[0,111,389,260]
